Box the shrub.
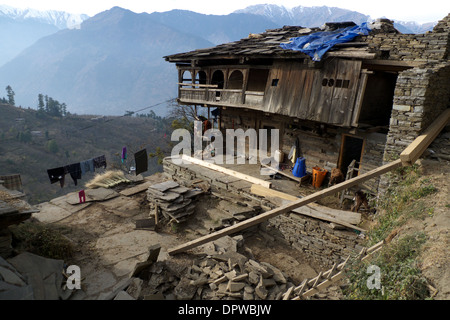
[10,222,74,260]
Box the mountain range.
[0,4,440,116]
[0,5,88,65]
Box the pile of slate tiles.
[146,180,204,223]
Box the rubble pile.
[111,237,300,301]
[173,252,295,300]
[146,180,204,223]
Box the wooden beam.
[351,71,369,127]
[180,155,271,188]
[400,108,450,165]
[326,52,376,59]
[250,184,362,225]
[167,159,401,255]
[178,83,218,88]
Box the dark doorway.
[358,71,398,128]
[211,70,224,98]
[339,135,365,177]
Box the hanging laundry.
[65,163,82,186]
[47,167,66,188]
[121,147,127,163]
[78,190,86,203]
[80,158,95,175]
[134,149,148,175]
[93,155,107,169]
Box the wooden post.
[167,159,402,255]
[400,108,450,166]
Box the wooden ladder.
[339,159,360,205]
[282,240,384,300]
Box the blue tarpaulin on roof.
[280,23,371,61]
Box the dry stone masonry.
[147,180,204,223]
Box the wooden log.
[180,155,271,188]
[167,159,401,255]
[400,108,450,165]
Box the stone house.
[164,15,450,195]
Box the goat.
[351,190,370,213]
[329,168,344,186]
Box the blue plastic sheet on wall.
[280,23,371,61]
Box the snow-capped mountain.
[234,4,371,27]
[234,4,437,33]
[393,20,437,34]
[0,4,89,29]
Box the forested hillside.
[0,102,173,204]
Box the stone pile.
[118,236,298,300]
[179,252,295,300]
[146,180,204,223]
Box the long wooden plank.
[290,204,366,232]
[180,155,271,188]
[250,184,361,225]
[400,108,450,165]
[167,159,402,255]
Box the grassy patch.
[343,233,429,300]
[368,165,437,245]
[343,164,437,300]
[10,222,74,260]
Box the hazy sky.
[1,0,448,23]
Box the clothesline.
[46,148,149,188]
[47,155,106,188]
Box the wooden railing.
[178,83,264,108]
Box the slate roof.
[164,22,375,62]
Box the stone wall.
[374,15,450,193]
[359,132,387,193]
[163,157,365,270]
[260,213,364,269]
[364,15,449,63]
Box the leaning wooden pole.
[168,159,402,255]
[168,108,450,255]
[400,108,450,166]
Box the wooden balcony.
[178,83,264,110]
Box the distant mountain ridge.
[234,4,370,27]
[0,4,89,29]
[233,4,436,33]
[0,7,215,115]
[0,5,440,117]
[0,4,89,66]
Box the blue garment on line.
[280,23,371,61]
[80,158,95,175]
